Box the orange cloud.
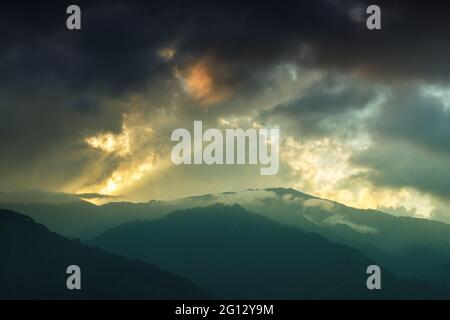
[179,58,230,106]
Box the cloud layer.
[2,1,450,221]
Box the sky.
[2,0,450,222]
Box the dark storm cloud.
[351,88,450,199]
[0,90,123,191]
[2,0,450,193]
[262,74,377,137]
[352,143,450,199]
[0,1,179,191]
[371,90,450,156]
[307,0,450,82]
[169,0,450,84]
[3,0,450,96]
[0,1,177,95]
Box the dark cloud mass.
[351,88,450,199]
[1,0,450,215]
[2,0,450,94]
[264,73,377,137]
[352,142,450,199]
[372,90,450,155]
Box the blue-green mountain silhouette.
[4,188,450,289]
[0,209,210,299]
[91,204,449,299]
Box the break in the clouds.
[1,1,450,221]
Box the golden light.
[79,117,159,199]
[86,153,157,197]
[284,137,435,218]
[178,58,229,106]
[85,129,130,157]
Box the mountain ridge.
[91,203,450,299]
[4,187,450,287]
[0,208,211,299]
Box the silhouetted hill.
[91,204,449,299]
[0,209,210,299]
[5,187,450,287]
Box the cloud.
[0,190,80,204]
[304,198,335,212]
[2,0,450,223]
[352,142,450,200]
[4,0,450,99]
[322,214,378,234]
[262,73,379,137]
[75,193,120,200]
[351,87,450,200]
[371,88,450,155]
[176,56,231,106]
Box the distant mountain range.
[3,187,450,297]
[90,204,450,299]
[0,209,211,299]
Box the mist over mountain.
[0,190,82,204]
[0,209,210,299]
[0,191,177,238]
[4,187,450,288]
[91,204,449,299]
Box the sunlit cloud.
[79,111,163,197]
[284,136,370,193]
[177,57,230,106]
[98,153,157,195]
[283,136,435,218]
[323,213,378,234]
[85,129,131,157]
